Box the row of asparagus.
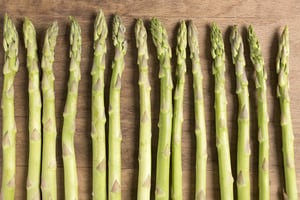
[0,10,297,200]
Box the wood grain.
[0,0,299,199]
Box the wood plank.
[0,1,299,199]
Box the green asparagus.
[230,25,250,200]
[62,16,81,200]
[150,18,173,200]
[41,21,59,200]
[1,14,19,200]
[91,10,108,200]
[135,19,152,200]
[276,26,298,200]
[108,15,127,200]
[188,21,207,200]
[171,21,187,200]
[248,25,269,200]
[210,23,233,200]
[23,18,42,200]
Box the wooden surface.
[0,0,300,199]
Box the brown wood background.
[0,0,300,199]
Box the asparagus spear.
[171,21,187,200]
[108,15,127,200]
[248,25,269,200]
[91,10,108,200]
[187,21,207,200]
[41,21,59,200]
[210,23,233,200]
[23,18,42,200]
[276,26,298,200]
[1,14,19,200]
[150,17,173,200]
[135,19,152,200]
[62,16,81,200]
[230,26,250,200]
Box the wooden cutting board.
[0,0,299,199]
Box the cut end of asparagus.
[210,23,224,59]
[23,18,37,49]
[150,17,171,58]
[112,15,127,54]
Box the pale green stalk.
[276,26,298,200]
[62,17,81,200]
[135,19,152,200]
[210,23,233,200]
[171,21,187,200]
[41,22,59,200]
[23,18,42,200]
[108,15,127,200]
[188,21,207,200]
[91,10,108,200]
[230,25,250,200]
[150,17,173,200]
[248,25,269,200]
[1,14,19,200]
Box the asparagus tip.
[230,25,244,65]
[210,23,224,59]
[112,15,127,52]
[23,18,36,48]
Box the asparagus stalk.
[62,17,81,200]
[23,18,42,200]
[276,26,298,200]
[150,18,173,200]
[108,15,127,200]
[229,26,250,200]
[171,21,187,200]
[210,23,233,200]
[248,25,269,200]
[91,10,108,200]
[1,14,19,200]
[135,19,152,200]
[41,21,59,200]
[187,21,207,200]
